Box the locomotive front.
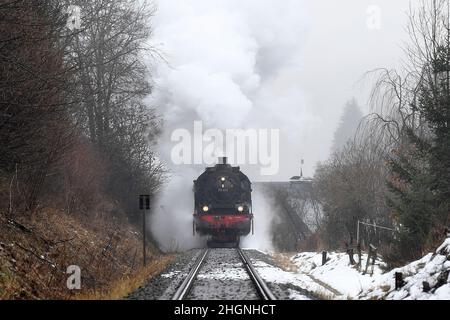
[193,157,253,247]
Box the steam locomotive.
[193,157,253,247]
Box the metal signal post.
[139,195,151,266]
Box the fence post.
[357,243,362,271]
[370,245,377,276]
[363,245,372,275]
[395,272,404,290]
[356,220,360,245]
[347,248,355,265]
[322,251,327,266]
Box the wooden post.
[395,272,404,290]
[357,243,362,271]
[356,220,360,246]
[370,245,377,276]
[322,251,327,266]
[131,248,137,270]
[364,245,372,275]
[422,281,431,293]
[348,248,355,265]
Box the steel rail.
[172,249,209,300]
[237,248,277,300]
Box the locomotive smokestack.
[218,157,228,165]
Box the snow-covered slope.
[358,238,450,300]
[287,238,450,300]
[291,251,385,298]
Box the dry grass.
[75,255,174,300]
[0,207,169,300]
[0,266,21,299]
[312,291,336,300]
[271,253,299,272]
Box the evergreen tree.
[385,131,436,264]
[385,44,450,264]
[382,3,450,265]
[331,99,364,153]
[418,46,450,225]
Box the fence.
[343,242,378,276]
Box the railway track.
[172,248,277,300]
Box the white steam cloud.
[149,0,318,251]
[240,188,274,251]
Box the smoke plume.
[149,0,315,251]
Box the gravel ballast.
[128,248,314,300]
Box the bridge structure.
[253,176,319,251]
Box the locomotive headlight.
[237,206,244,212]
[220,177,226,182]
[202,206,209,212]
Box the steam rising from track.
[149,0,312,251]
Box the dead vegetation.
[76,255,173,300]
[271,253,299,273]
[0,208,169,300]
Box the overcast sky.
[150,0,413,181]
[148,0,417,250]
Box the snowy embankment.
[284,238,450,300]
[247,249,385,299]
[358,238,450,300]
[290,251,384,299]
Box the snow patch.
[291,251,384,298]
[358,238,450,300]
[276,238,450,300]
[250,259,331,299]
[161,271,181,278]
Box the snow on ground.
[290,251,385,298]
[197,262,250,281]
[251,260,333,299]
[161,271,181,278]
[281,238,450,300]
[287,289,311,300]
[156,241,449,300]
[245,237,450,300]
[357,238,450,300]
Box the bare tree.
[0,1,76,212]
[314,135,392,250]
[355,0,450,264]
[63,0,166,220]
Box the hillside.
[276,237,450,300]
[358,238,450,300]
[0,209,170,299]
